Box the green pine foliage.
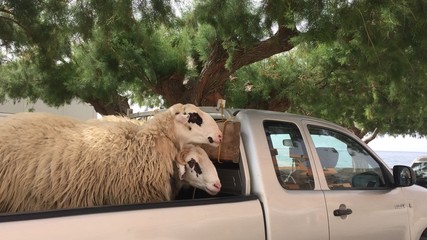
[228,0,427,136]
[2,0,427,137]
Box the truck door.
[262,121,329,240]
[307,125,411,240]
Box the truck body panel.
[324,189,410,240]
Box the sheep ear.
[175,148,188,165]
[177,163,186,180]
[175,112,189,125]
[171,104,188,124]
[175,149,188,180]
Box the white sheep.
[0,103,222,212]
[96,115,223,197]
[173,144,221,198]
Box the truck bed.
[0,195,264,240]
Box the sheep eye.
[188,112,203,126]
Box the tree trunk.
[86,93,130,116]
[155,73,187,105]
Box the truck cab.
[202,107,427,240]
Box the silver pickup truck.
[2,107,427,240]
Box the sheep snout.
[208,133,223,145]
[206,181,222,195]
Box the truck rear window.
[264,121,314,190]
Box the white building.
[0,99,97,120]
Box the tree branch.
[193,25,298,105]
[0,9,33,40]
[231,26,298,70]
[363,128,379,144]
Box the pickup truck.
[1,107,427,240]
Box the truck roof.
[198,107,354,135]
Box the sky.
[368,135,427,152]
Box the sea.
[374,151,427,167]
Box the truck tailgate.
[0,196,264,240]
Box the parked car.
[411,156,427,188]
[1,107,427,240]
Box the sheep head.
[176,144,221,195]
[169,103,222,148]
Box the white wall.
[0,99,97,121]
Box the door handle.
[333,204,352,217]
[333,208,352,216]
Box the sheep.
[96,115,223,197]
[173,144,221,198]
[0,103,223,212]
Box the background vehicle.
[1,107,427,240]
[412,156,427,188]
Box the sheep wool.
[0,104,222,213]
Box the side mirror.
[393,165,416,187]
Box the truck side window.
[308,126,388,190]
[264,121,314,190]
